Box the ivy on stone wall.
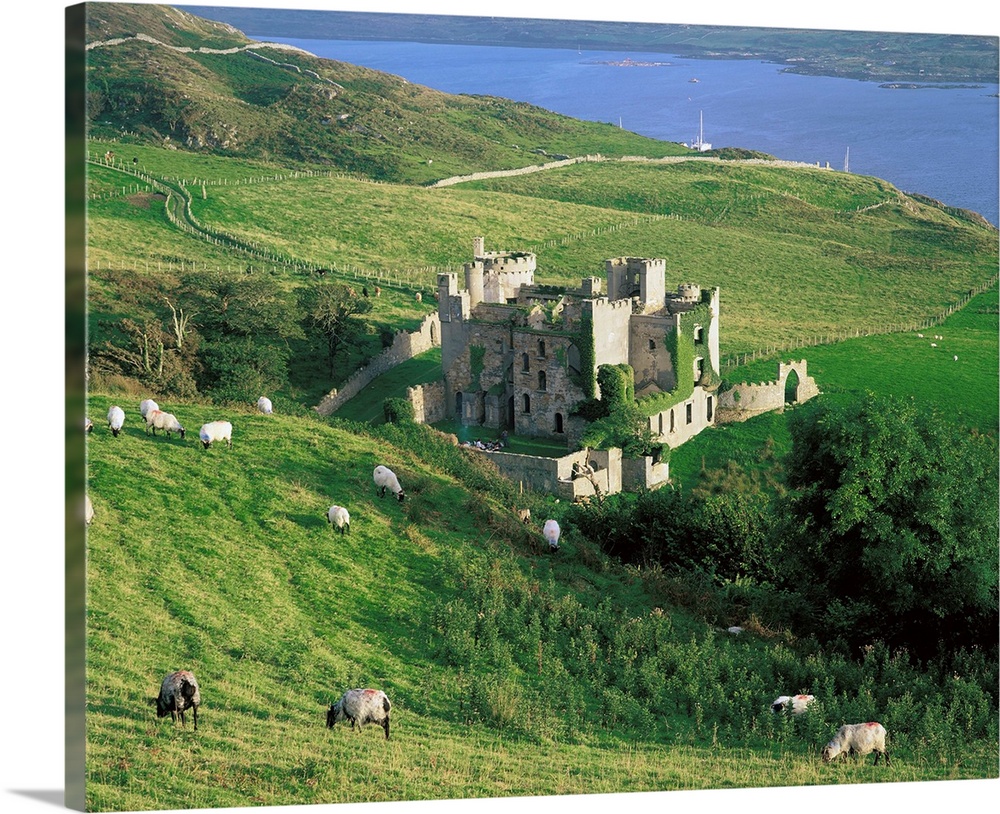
[575,314,596,400]
[639,301,712,417]
[469,344,486,390]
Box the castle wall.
[587,298,633,374]
[510,330,584,439]
[647,386,718,449]
[715,360,820,424]
[407,381,447,424]
[315,312,441,416]
[629,314,677,395]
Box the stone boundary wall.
[315,313,441,416]
[716,359,819,424]
[407,381,447,424]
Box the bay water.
[264,36,999,226]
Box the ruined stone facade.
[436,238,721,451]
[715,359,820,424]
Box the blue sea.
[263,36,999,226]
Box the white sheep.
[155,670,201,730]
[107,406,125,437]
[517,508,531,524]
[822,722,890,765]
[145,409,186,439]
[139,398,160,419]
[953,355,958,361]
[543,519,561,552]
[199,420,233,450]
[85,494,94,525]
[771,694,815,714]
[930,342,938,347]
[327,505,350,534]
[326,688,391,739]
[257,396,273,414]
[373,465,405,501]
[85,417,93,433]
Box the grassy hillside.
[85,3,691,184]
[83,392,997,810]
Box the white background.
[4,2,997,814]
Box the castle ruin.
[437,238,722,453]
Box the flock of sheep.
[91,395,890,763]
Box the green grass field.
[83,392,997,810]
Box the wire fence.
[720,271,999,373]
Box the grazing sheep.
[917,333,924,338]
[543,519,561,552]
[327,504,350,534]
[953,355,958,361]
[145,409,186,439]
[326,688,391,739]
[822,722,889,765]
[155,670,201,730]
[517,508,531,524]
[84,494,94,525]
[373,465,405,501]
[374,286,381,298]
[199,420,233,450]
[771,694,815,714]
[107,406,125,437]
[139,398,160,420]
[414,291,422,302]
[930,342,938,347]
[257,396,273,414]
[727,626,744,635]
[85,417,93,433]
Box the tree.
[779,392,999,656]
[303,283,373,377]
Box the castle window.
[657,413,664,435]
[523,394,531,414]
[694,325,704,344]
[670,409,676,433]
[555,413,564,433]
[694,357,704,382]
[685,403,693,425]
[649,339,656,351]
[538,339,546,357]
[538,370,546,391]
[707,396,714,422]
[522,352,530,372]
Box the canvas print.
[68,1,999,811]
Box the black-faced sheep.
[822,722,889,765]
[327,505,350,534]
[199,421,233,449]
[145,409,186,439]
[326,688,391,739]
[155,670,201,730]
[257,396,273,414]
[771,694,815,715]
[543,519,561,552]
[85,417,93,433]
[373,465,405,501]
[139,398,159,420]
[107,406,125,437]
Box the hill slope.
[85,3,692,183]
[82,393,997,810]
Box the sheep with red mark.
[822,722,890,765]
[771,694,815,715]
[373,465,405,501]
[145,409,186,439]
[326,688,391,739]
[543,518,561,552]
[155,670,201,730]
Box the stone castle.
[436,237,723,454]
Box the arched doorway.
[784,368,800,404]
[555,413,564,433]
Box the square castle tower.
[437,238,720,448]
